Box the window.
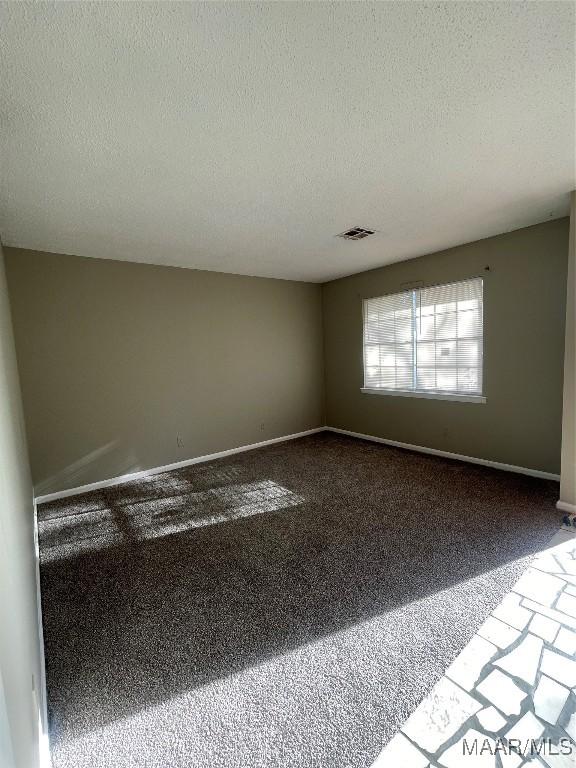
[362,277,484,402]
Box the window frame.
[361,277,486,404]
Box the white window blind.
[363,277,483,397]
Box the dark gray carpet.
[38,432,562,768]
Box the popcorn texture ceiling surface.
[0,2,574,282]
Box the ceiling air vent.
[337,226,376,241]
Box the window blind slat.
[363,289,415,391]
[363,278,483,396]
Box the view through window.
[362,277,484,397]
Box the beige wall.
[560,193,576,507]
[4,217,571,496]
[5,249,324,494]
[0,242,42,768]
[322,218,569,474]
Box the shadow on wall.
[37,434,562,748]
[34,441,141,497]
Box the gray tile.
[531,550,566,575]
[476,706,507,732]
[371,732,429,768]
[520,760,546,767]
[402,677,482,754]
[500,752,523,768]
[504,711,545,745]
[445,634,497,691]
[494,634,543,687]
[557,574,576,587]
[540,649,576,687]
[529,614,560,643]
[476,669,527,716]
[540,750,576,768]
[565,711,576,742]
[533,675,570,724]
[513,569,565,608]
[478,616,521,649]
[556,593,576,620]
[521,598,576,632]
[437,728,496,767]
[493,593,533,631]
[554,627,576,656]
[555,552,576,577]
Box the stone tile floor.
[372,522,576,767]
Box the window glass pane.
[415,277,483,395]
[457,367,481,393]
[395,316,413,343]
[458,298,479,312]
[436,368,458,391]
[363,291,414,390]
[372,314,396,343]
[365,366,382,387]
[395,342,413,367]
[416,368,436,389]
[435,301,457,314]
[364,278,482,396]
[435,311,457,339]
[457,308,482,338]
[375,367,396,388]
[379,343,397,366]
[365,345,380,367]
[436,340,457,366]
[457,339,480,367]
[364,323,381,344]
[416,314,435,340]
[417,341,435,366]
[395,367,413,389]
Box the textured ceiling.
[1,2,574,283]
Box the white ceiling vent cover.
[337,227,376,241]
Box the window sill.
[360,388,486,404]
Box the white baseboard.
[35,424,562,505]
[326,427,561,482]
[557,501,576,514]
[35,428,324,504]
[33,500,51,768]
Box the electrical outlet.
[260,423,265,432]
[176,435,184,448]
